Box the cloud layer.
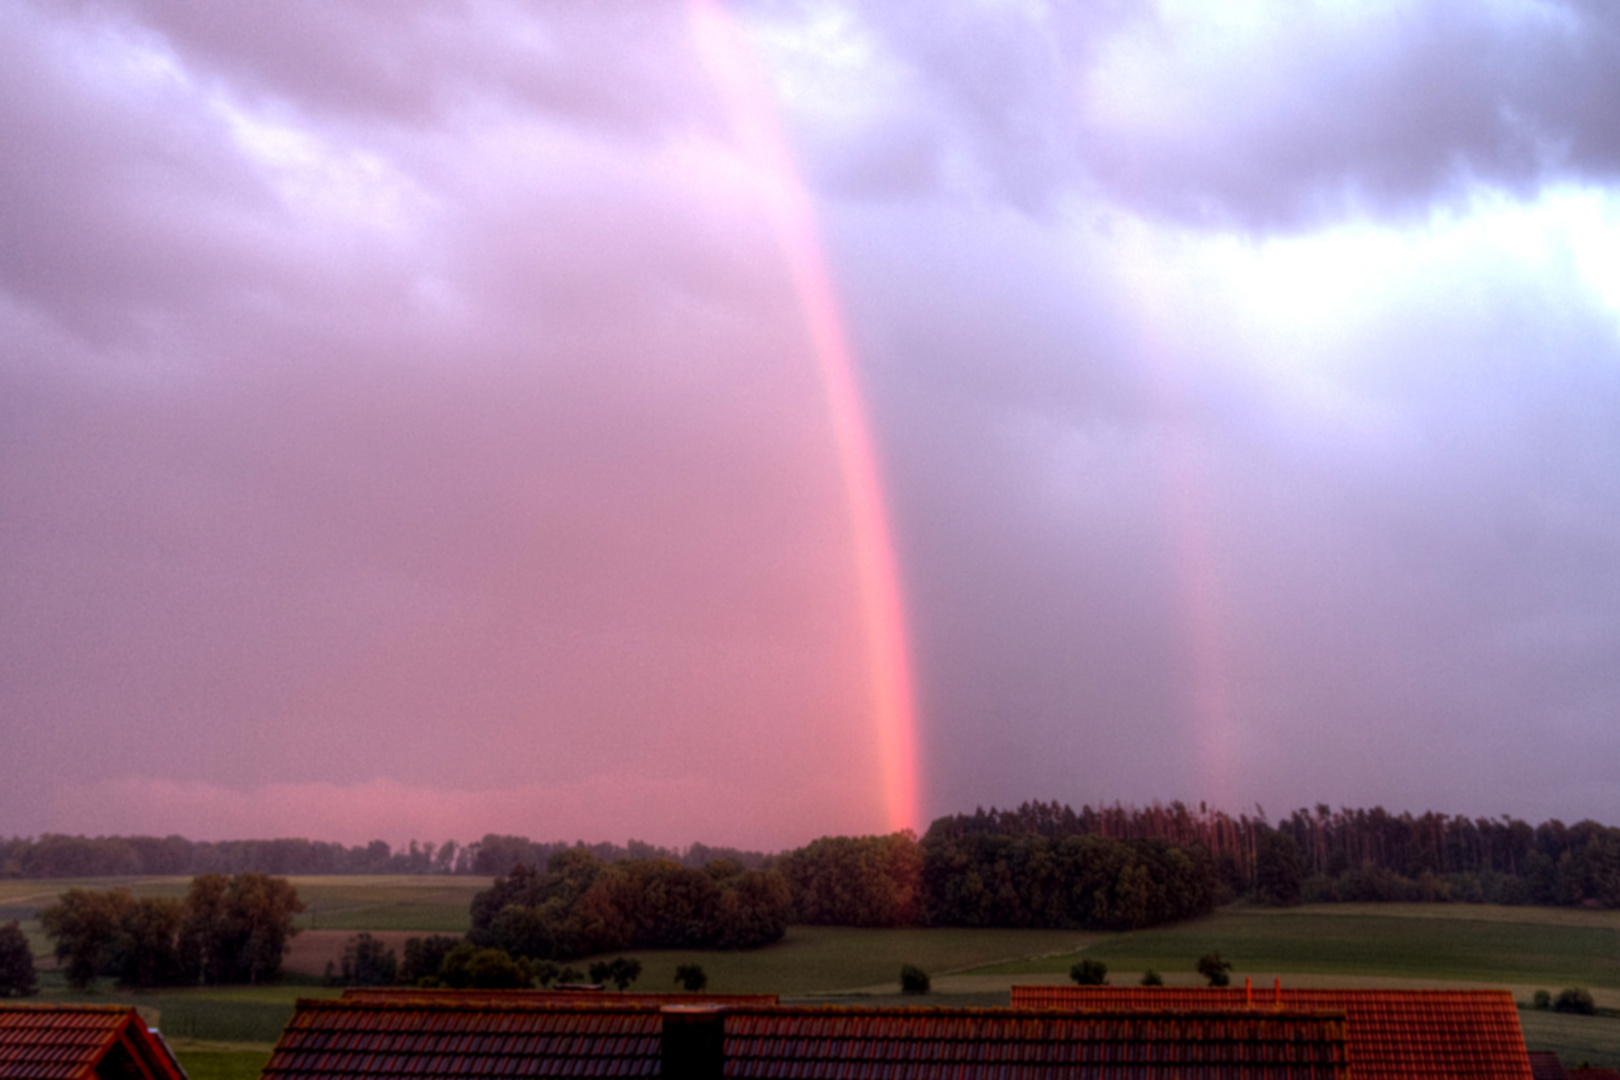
[4,0,1620,847]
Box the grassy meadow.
[975,903,1620,989]
[6,880,1620,1074]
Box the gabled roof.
[1011,985,1533,1080]
[265,997,1349,1079]
[0,1004,188,1080]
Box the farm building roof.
[0,1004,188,1080]
[1011,985,1533,1080]
[264,996,1349,1079]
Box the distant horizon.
[9,794,1615,858]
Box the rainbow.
[1118,232,1236,808]
[689,0,921,834]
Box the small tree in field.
[1140,969,1164,987]
[900,964,930,994]
[0,921,37,997]
[1196,951,1232,987]
[674,963,708,991]
[1069,959,1108,986]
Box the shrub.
[1069,959,1108,986]
[674,963,708,991]
[1554,988,1596,1015]
[1533,989,1551,1010]
[400,935,460,985]
[1196,951,1232,987]
[432,944,533,989]
[900,964,930,994]
[1140,969,1164,987]
[588,957,642,990]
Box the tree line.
[9,800,1618,912]
[0,833,767,880]
[470,826,1218,963]
[926,801,1620,909]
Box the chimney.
[661,1006,724,1079]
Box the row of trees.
[473,829,1216,958]
[469,852,792,961]
[39,873,304,988]
[0,833,766,880]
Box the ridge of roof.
[297,995,1349,1021]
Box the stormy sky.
[4,0,1620,851]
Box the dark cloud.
[789,0,1620,225]
[1073,0,1620,226]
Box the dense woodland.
[6,801,1619,913]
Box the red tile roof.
[265,1000,664,1079]
[265,998,1348,1079]
[1012,986,1534,1080]
[0,1004,188,1080]
[723,1005,1347,1078]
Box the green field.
[569,925,1096,999]
[165,1045,275,1080]
[974,905,1620,989]
[290,877,492,933]
[8,881,1620,1070]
